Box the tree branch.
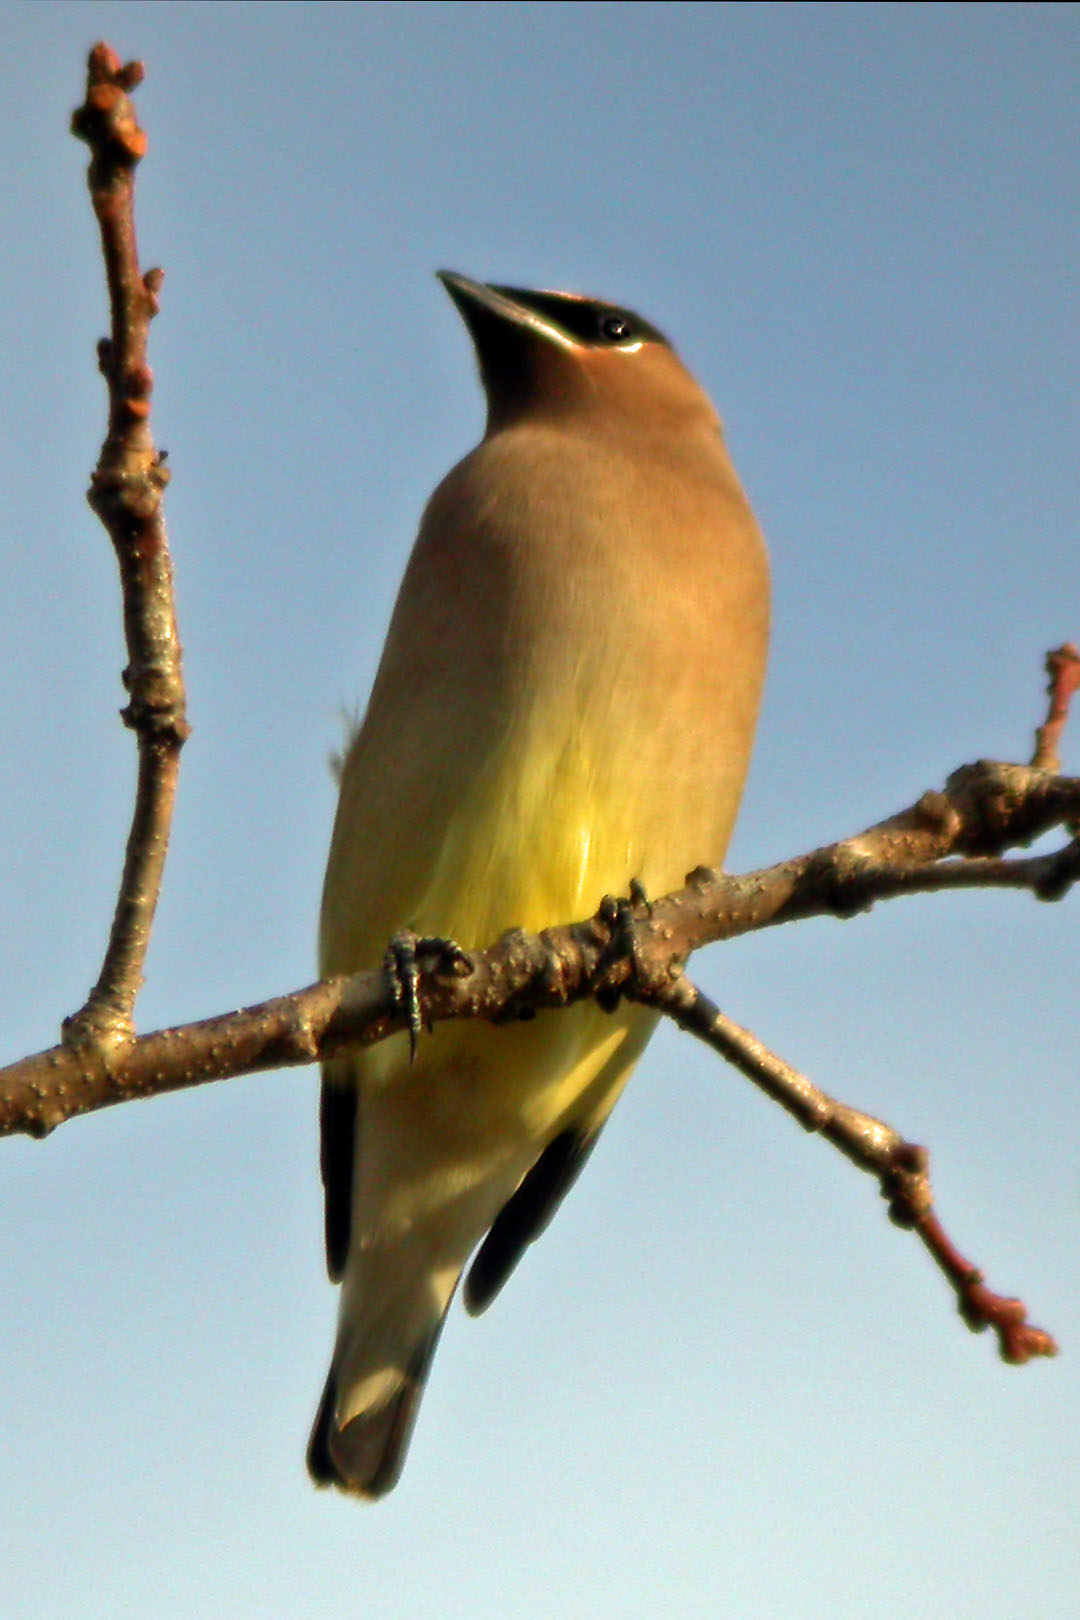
[640,974,1057,1364]
[65,45,189,1057]
[3,751,1078,1142]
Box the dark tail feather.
[306,1366,342,1488]
[464,1127,599,1315]
[307,1318,447,1497]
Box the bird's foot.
[385,931,473,1060]
[626,877,651,913]
[595,880,652,1011]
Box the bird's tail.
[307,1320,448,1498]
[307,1251,459,1498]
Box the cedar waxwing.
[308,272,770,1496]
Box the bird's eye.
[599,312,634,343]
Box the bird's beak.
[437,271,579,353]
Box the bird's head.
[438,271,721,438]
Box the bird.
[308,272,770,1496]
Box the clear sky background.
[2,4,1077,1617]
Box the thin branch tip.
[1032,641,1080,773]
[72,46,148,167]
[64,39,188,1048]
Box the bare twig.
[915,1214,1057,1364]
[637,974,1057,1364]
[1032,642,1080,773]
[65,45,189,1057]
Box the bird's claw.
[627,877,651,913]
[385,931,473,1061]
[596,880,651,1011]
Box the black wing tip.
[320,1076,357,1281]
[464,1128,597,1316]
[462,1248,504,1317]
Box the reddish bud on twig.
[1032,642,1080,773]
[143,267,164,314]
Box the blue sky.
[2,4,1078,1616]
